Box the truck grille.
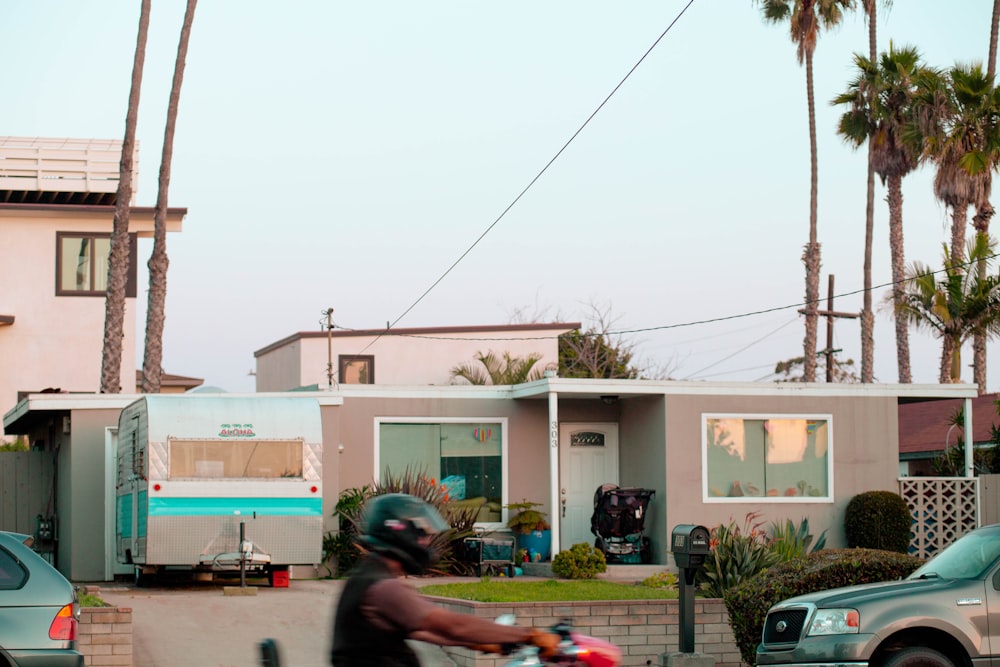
[762,608,808,647]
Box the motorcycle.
[258,616,621,667]
[496,616,621,667]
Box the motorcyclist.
[330,493,561,666]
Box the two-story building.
[0,136,187,436]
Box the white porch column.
[964,397,974,478]
[548,390,559,558]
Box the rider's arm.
[367,579,558,651]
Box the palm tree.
[858,0,891,383]
[757,0,855,382]
[912,64,999,384]
[894,235,1000,384]
[972,0,1000,393]
[141,0,198,394]
[100,0,150,394]
[450,351,545,385]
[833,44,928,384]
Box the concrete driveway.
[97,577,463,667]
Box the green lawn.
[419,578,678,602]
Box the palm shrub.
[844,490,913,553]
[724,548,923,666]
[768,517,827,561]
[324,485,371,577]
[697,512,780,598]
[552,542,607,579]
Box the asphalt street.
[97,577,468,667]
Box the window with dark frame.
[55,232,137,297]
[339,355,374,384]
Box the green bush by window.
[844,490,913,553]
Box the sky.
[3,1,998,393]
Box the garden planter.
[516,529,551,561]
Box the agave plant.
[768,517,828,561]
[697,512,781,598]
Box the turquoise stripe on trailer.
[147,497,322,517]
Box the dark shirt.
[330,554,437,667]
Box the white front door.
[558,423,619,551]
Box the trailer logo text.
[219,423,256,437]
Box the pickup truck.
[757,523,1000,667]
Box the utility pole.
[798,275,859,382]
[324,308,334,389]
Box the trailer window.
[169,440,304,479]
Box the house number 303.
[550,421,558,448]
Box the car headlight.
[808,609,860,636]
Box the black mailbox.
[671,523,711,654]
[671,524,710,569]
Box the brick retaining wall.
[430,597,742,667]
[79,606,133,666]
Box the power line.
[682,318,799,380]
[340,250,1000,344]
[355,0,698,355]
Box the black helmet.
[358,493,450,574]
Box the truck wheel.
[882,647,954,667]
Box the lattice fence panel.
[898,477,978,560]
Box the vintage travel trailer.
[115,395,323,584]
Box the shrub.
[723,548,924,666]
[552,542,607,579]
[324,485,372,577]
[769,517,827,561]
[697,512,780,598]
[641,570,678,589]
[844,490,913,553]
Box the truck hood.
[776,576,967,609]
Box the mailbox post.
[671,524,711,654]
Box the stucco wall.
[0,212,137,434]
[254,341,303,392]
[65,409,120,581]
[264,328,565,390]
[619,396,668,563]
[328,396,553,530]
[662,394,899,550]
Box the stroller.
[590,484,655,564]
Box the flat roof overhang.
[509,378,981,401]
[3,391,346,433]
[5,381,977,434]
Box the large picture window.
[376,419,506,523]
[703,414,832,502]
[56,232,137,297]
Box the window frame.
[701,412,834,504]
[374,417,509,528]
[339,355,375,384]
[55,231,138,297]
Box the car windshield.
[910,529,1000,580]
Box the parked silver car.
[0,531,83,666]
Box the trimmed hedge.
[723,548,924,666]
[844,490,913,553]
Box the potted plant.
[505,500,552,561]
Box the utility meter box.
[671,524,711,569]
